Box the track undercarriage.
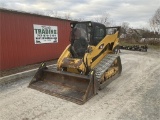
[94,54,122,89]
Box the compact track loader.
[29,21,122,104]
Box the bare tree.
[43,10,62,18]
[33,10,45,16]
[150,7,160,34]
[121,22,130,33]
[64,12,71,20]
[93,13,112,26]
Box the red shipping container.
[0,8,71,70]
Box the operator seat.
[71,28,88,58]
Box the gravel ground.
[0,49,160,120]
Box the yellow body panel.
[57,45,71,70]
[57,44,86,73]
[57,31,119,74]
[85,32,119,69]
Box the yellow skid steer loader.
[28,21,122,104]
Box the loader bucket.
[28,63,97,105]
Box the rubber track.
[94,54,119,80]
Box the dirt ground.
[0,48,160,120]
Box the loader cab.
[70,21,106,58]
[70,22,91,58]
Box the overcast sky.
[0,0,160,29]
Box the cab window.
[93,25,105,45]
